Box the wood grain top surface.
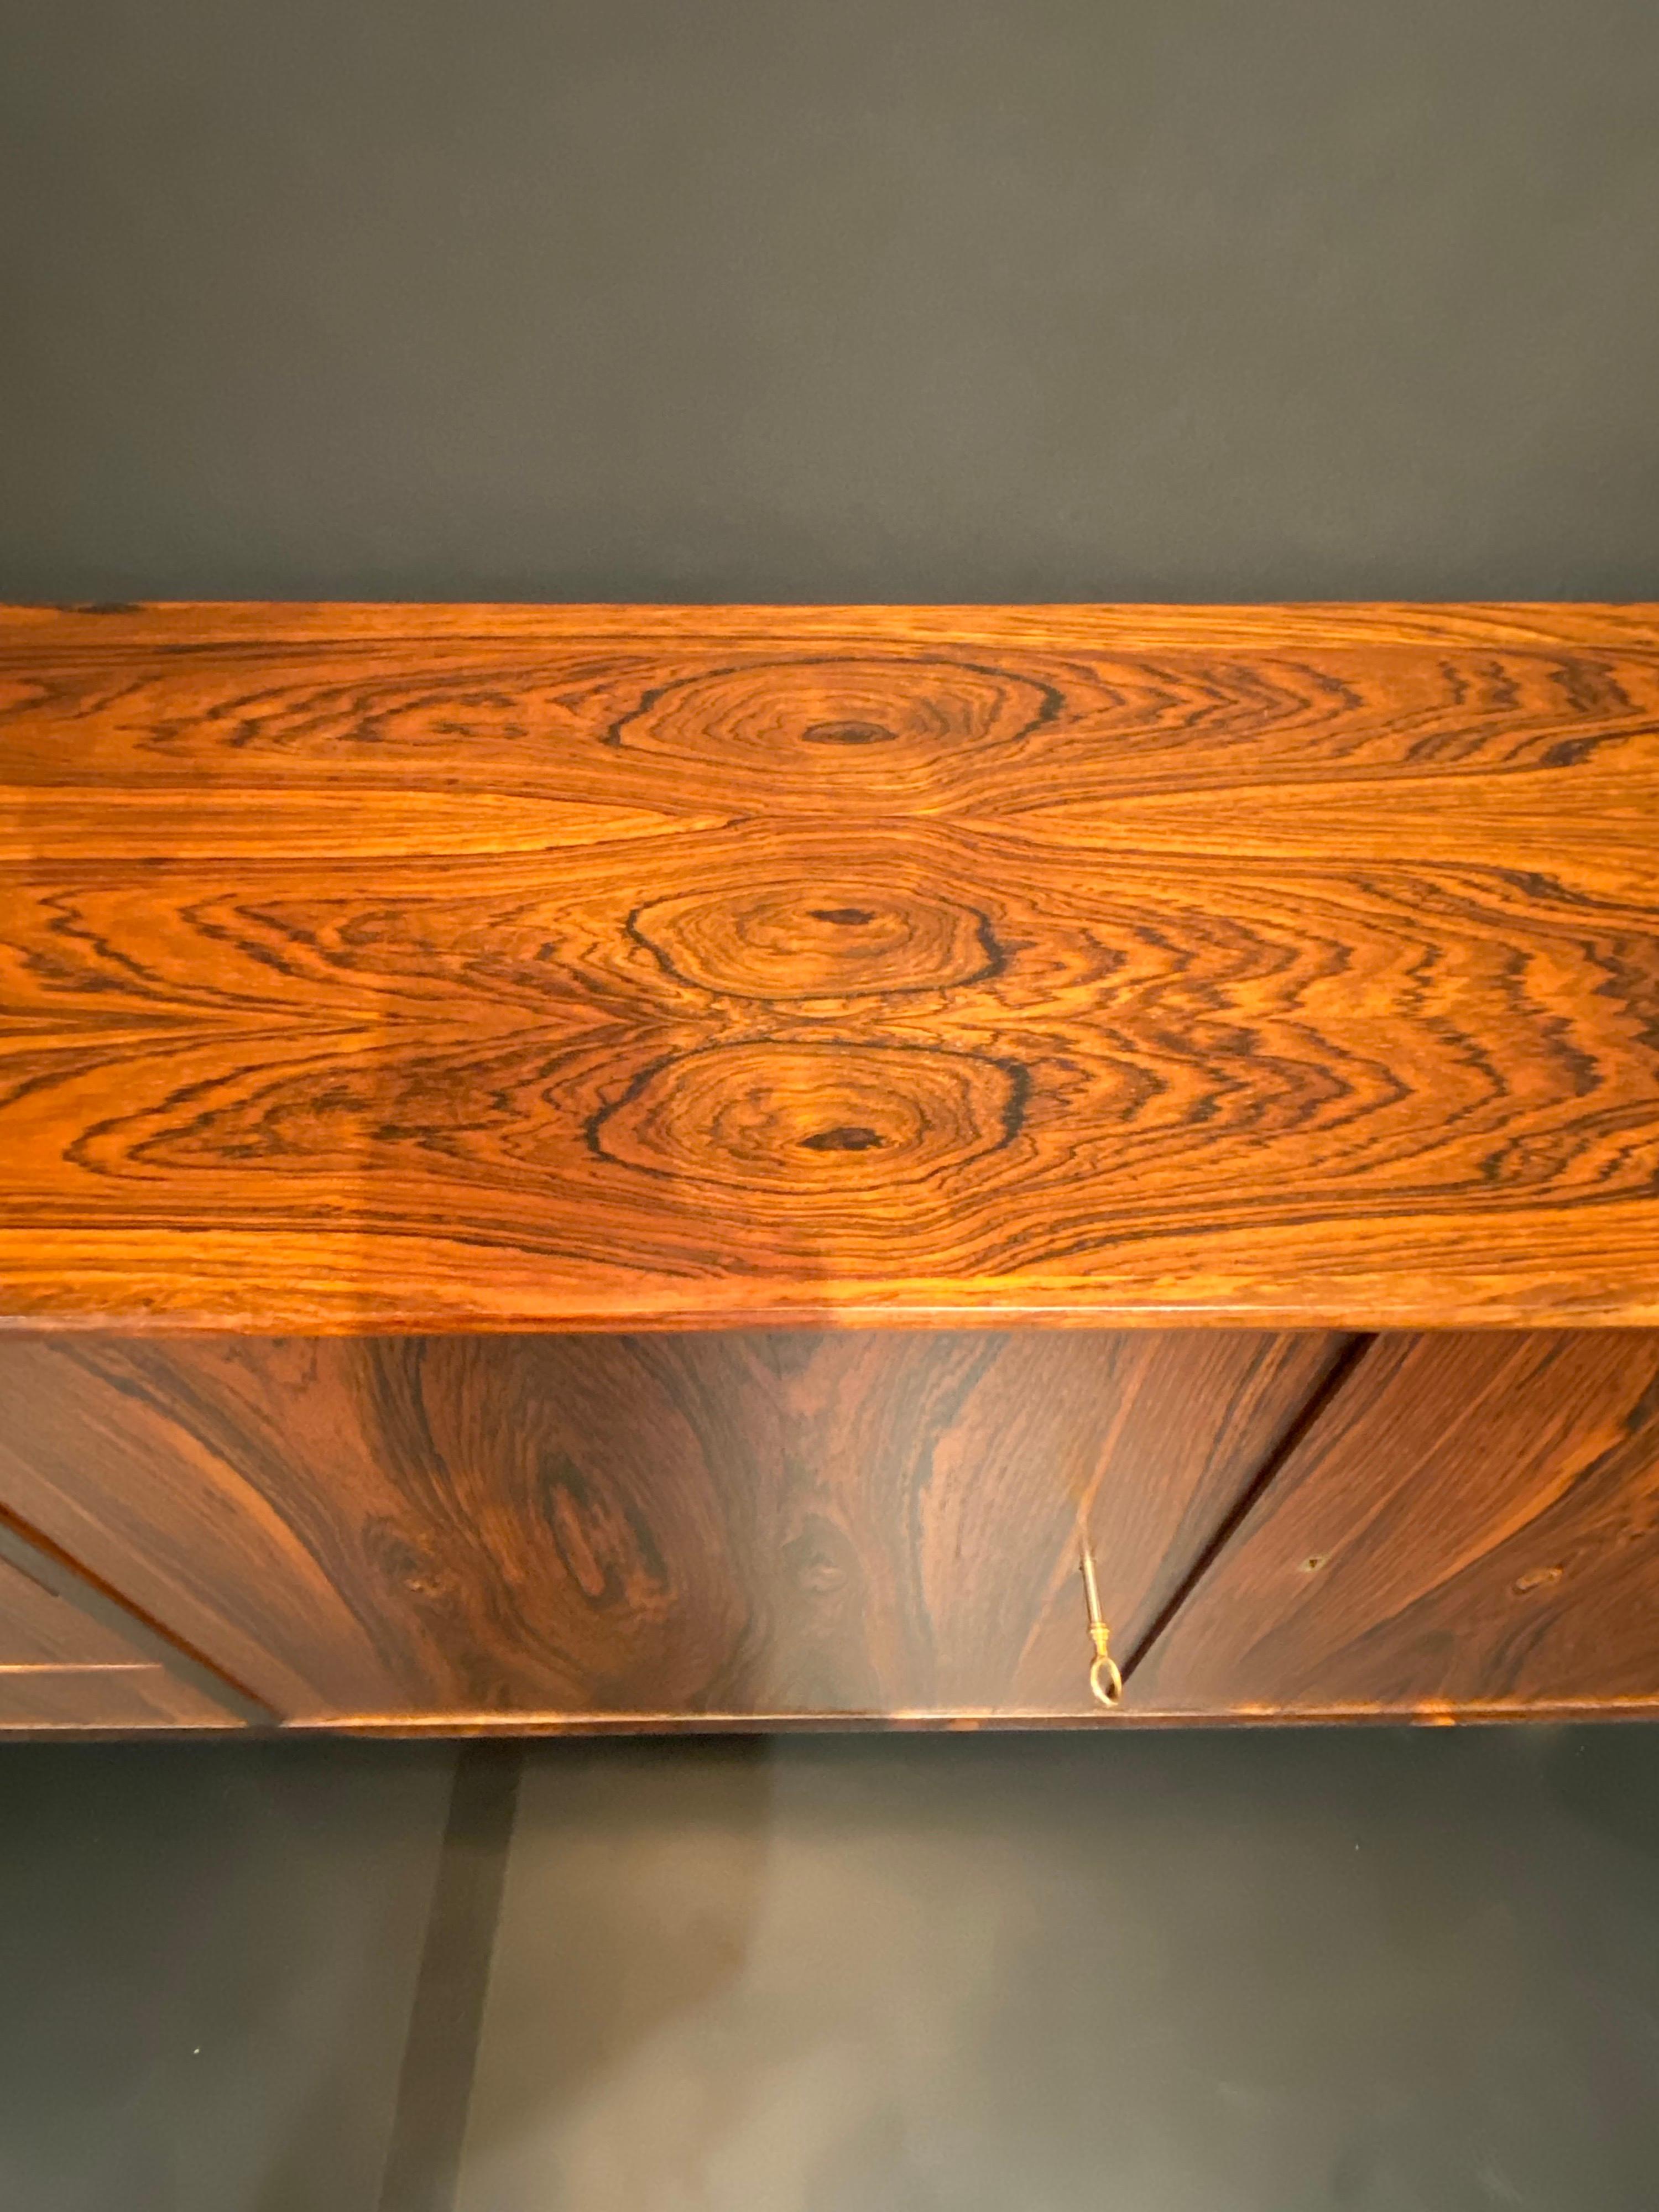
[2,602,1656,1332]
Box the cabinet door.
[0,1330,1340,1726]
[0,1546,239,1731]
[1129,1332,1659,1719]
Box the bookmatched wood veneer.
[3,602,1656,1333]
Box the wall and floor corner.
[2,3,1658,2208]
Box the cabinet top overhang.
[3,601,1656,1332]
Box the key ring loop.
[1079,1542,1124,1709]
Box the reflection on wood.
[3,602,1656,1330]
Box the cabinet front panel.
[0,1329,1341,1725]
[1129,1331,1659,1717]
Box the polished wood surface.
[3,602,1656,1331]
[0,1328,1338,1723]
[1129,1331,1659,1719]
[0,1547,236,1729]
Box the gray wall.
[2,0,1657,603]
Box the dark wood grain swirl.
[2,603,1656,1329]
[627,875,1005,1001]
[0,1328,1340,1722]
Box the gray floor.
[3,1726,1659,2209]
[458,1730,1659,2212]
[0,1740,455,2212]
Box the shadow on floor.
[7,1726,1659,2212]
